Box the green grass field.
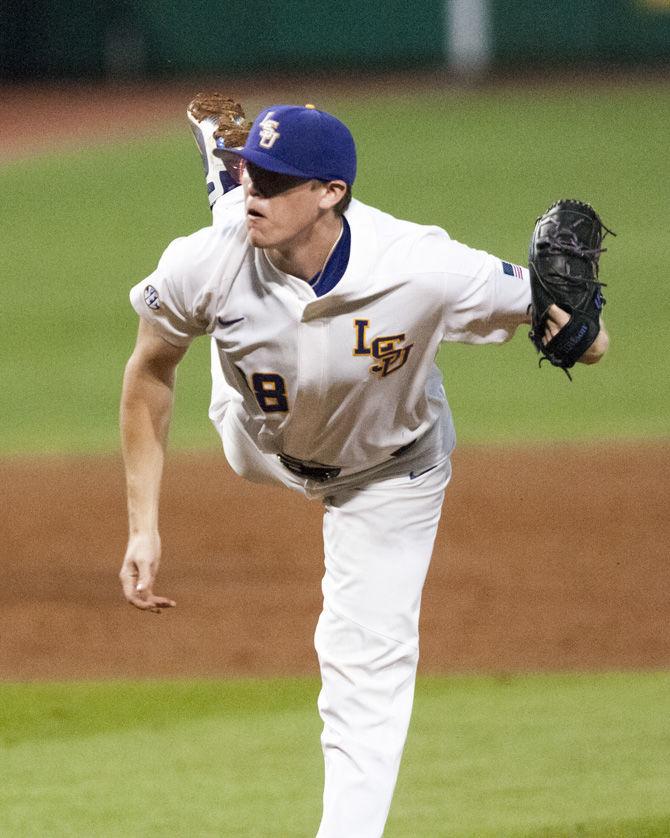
[1,82,668,453]
[1,673,669,837]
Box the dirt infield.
[1,444,667,681]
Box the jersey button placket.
[283,307,329,458]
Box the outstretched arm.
[119,318,188,613]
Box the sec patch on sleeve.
[144,285,160,310]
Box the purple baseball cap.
[218,104,357,185]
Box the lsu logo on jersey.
[258,113,280,148]
[353,319,413,378]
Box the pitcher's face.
[242,163,332,249]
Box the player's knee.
[314,607,419,672]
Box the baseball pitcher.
[119,95,610,837]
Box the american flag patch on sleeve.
[501,260,524,279]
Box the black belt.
[278,437,418,483]
[390,438,418,458]
[278,453,341,482]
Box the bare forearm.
[578,317,609,365]
[119,322,185,613]
[120,354,175,534]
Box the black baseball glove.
[528,199,614,377]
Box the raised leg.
[186,92,250,208]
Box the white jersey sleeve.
[423,230,531,345]
[129,210,246,347]
[129,235,208,346]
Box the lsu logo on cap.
[258,113,280,148]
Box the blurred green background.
[3,0,670,79]
[2,83,668,453]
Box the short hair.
[333,183,352,216]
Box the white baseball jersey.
[130,189,530,492]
